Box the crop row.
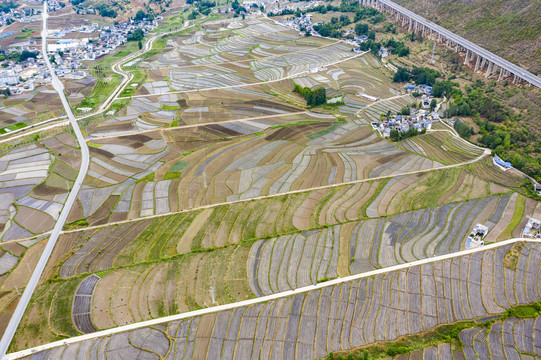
[18,243,541,358]
[52,164,519,281]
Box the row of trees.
[389,127,425,142]
[293,84,327,107]
[393,66,441,86]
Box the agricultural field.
[388,315,541,359]
[2,8,540,360]
[0,88,64,131]
[65,114,496,229]
[6,181,532,348]
[0,133,80,242]
[12,242,541,358]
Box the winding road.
[0,3,91,358]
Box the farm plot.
[247,194,516,295]
[14,242,254,347]
[50,170,514,282]
[398,131,484,165]
[70,118,469,228]
[0,88,64,130]
[399,315,541,359]
[64,125,515,236]
[91,86,304,137]
[133,22,356,96]
[141,17,337,72]
[359,95,414,124]
[10,184,522,342]
[16,243,541,358]
[0,132,81,241]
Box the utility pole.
[431,42,436,64]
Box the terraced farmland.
[398,131,484,165]
[14,243,541,359]
[10,190,529,348]
[67,114,496,229]
[0,133,81,241]
[381,315,541,359]
[4,9,540,360]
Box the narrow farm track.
[7,239,541,359]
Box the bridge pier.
[485,62,493,78]
[474,55,481,72]
[464,49,470,64]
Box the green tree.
[430,99,437,111]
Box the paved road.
[0,3,91,358]
[378,0,541,88]
[4,237,538,359]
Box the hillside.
[393,0,541,75]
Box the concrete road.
[0,2,91,358]
[4,237,538,359]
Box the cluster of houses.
[0,14,159,94]
[0,49,50,94]
[522,218,541,239]
[276,13,315,35]
[404,82,437,109]
[47,18,159,63]
[370,108,437,138]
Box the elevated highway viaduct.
[361,0,541,88]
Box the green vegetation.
[307,123,344,139]
[162,104,181,110]
[136,172,155,183]
[269,120,321,129]
[163,171,182,180]
[453,119,474,140]
[169,160,189,172]
[328,301,541,359]
[293,84,327,107]
[127,29,144,42]
[15,28,33,39]
[0,50,38,64]
[389,127,426,142]
[393,67,440,85]
[0,122,26,135]
[64,219,89,230]
[439,80,541,182]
